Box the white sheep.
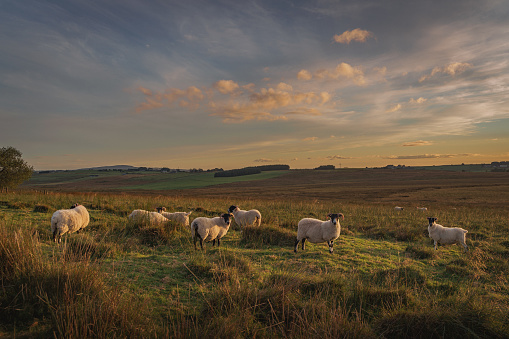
[427,217,468,252]
[128,209,169,226]
[417,207,428,211]
[160,211,193,227]
[394,206,404,211]
[294,213,344,254]
[190,213,231,250]
[51,203,90,243]
[227,205,261,228]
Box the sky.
[1,0,508,170]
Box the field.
[2,169,509,338]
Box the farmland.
[2,168,509,337]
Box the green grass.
[1,178,509,337]
[120,170,289,190]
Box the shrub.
[240,224,295,248]
[33,204,50,213]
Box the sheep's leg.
[302,238,306,250]
[434,240,438,250]
[462,242,468,252]
[52,229,58,242]
[328,240,334,253]
[217,238,221,247]
[212,239,216,247]
[294,239,300,253]
[193,235,198,250]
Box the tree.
[0,147,34,191]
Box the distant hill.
[78,165,138,171]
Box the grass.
[2,170,509,337]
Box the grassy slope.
[3,170,509,337]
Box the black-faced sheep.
[51,203,90,243]
[191,213,231,250]
[294,213,344,254]
[227,205,261,228]
[427,217,468,252]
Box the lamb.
[190,213,231,250]
[394,206,404,211]
[294,213,344,254]
[227,205,261,228]
[160,211,193,227]
[51,203,90,243]
[427,217,468,252]
[128,209,169,226]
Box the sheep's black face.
[227,205,237,213]
[221,213,231,225]
[427,217,437,226]
[70,203,79,209]
[328,213,344,226]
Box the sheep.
[417,207,428,211]
[156,206,166,213]
[227,205,261,228]
[128,209,169,226]
[294,213,344,254]
[190,213,231,250]
[394,206,404,211]
[160,211,193,227]
[51,203,90,243]
[427,217,468,252]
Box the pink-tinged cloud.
[327,155,354,160]
[297,69,312,80]
[409,97,427,104]
[333,28,374,44]
[136,86,204,112]
[384,153,473,159]
[213,80,240,94]
[313,62,365,85]
[386,104,402,113]
[303,136,318,141]
[402,140,433,147]
[419,62,473,82]
[210,110,288,123]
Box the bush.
[240,224,295,247]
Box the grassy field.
[3,169,509,338]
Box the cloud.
[419,62,473,82]
[384,153,473,159]
[213,80,240,94]
[210,109,288,123]
[402,140,433,147]
[409,97,427,104]
[254,158,276,163]
[312,62,366,85]
[303,137,318,141]
[333,28,374,44]
[385,104,402,113]
[136,86,204,112]
[297,69,312,80]
[326,155,354,160]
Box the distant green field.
[119,170,289,190]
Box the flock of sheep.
[50,203,469,253]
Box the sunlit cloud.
[313,62,366,85]
[213,80,240,94]
[254,158,277,163]
[385,104,402,113]
[326,155,354,160]
[419,62,473,82]
[297,69,312,80]
[402,140,433,147]
[409,97,427,104]
[303,137,318,141]
[333,28,374,44]
[384,153,477,159]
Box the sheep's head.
[221,213,231,225]
[227,205,238,213]
[427,217,438,226]
[156,206,166,213]
[328,213,344,225]
[70,203,80,209]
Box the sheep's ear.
[327,213,332,219]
